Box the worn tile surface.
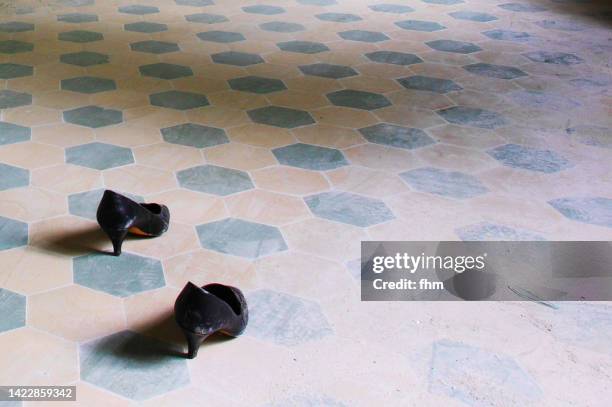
[0,0,610,405]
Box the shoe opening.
[206,285,243,315]
[140,203,162,214]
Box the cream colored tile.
[327,166,409,197]
[35,91,91,110]
[29,215,105,257]
[28,285,126,342]
[282,218,367,261]
[344,143,423,171]
[133,142,204,171]
[147,189,227,225]
[31,164,102,194]
[267,90,330,110]
[96,124,162,147]
[225,189,311,226]
[0,328,78,385]
[255,251,352,301]
[186,106,251,128]
[163,249,256,290]
[125,221,200,259]
[0,187,67,222]
[374,105,446,128]
[207,90,268,110]
[293,124,366,149]
[104,165,178,195]
[3,105,62,126]
[417,144,499,172]
[32,124,95,147]
[0,247,72,295]
[227,123,295,148]
[124,286,183,345]
[312,106,379,129]
[252,166,330,195]
[204,142,276,170]
[0,142,63,169]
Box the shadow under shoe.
[96,190,170,256]
[174,282,249,359]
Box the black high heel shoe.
[174,282,248,359]
[96,190,170,256]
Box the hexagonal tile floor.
[369,4,414,13]
[272,143,348,170]
[437,106,507,129]
[429,340,542,405]
[0,215,28,251]
[130,40,180,54]
[66,142,134,170]
[80,330,189,400]
[246,289,332,345]
[196,218,288,258]
[61,76,116,94]
[395,19,446,32]
[327,89,391,110]
[0,163,29,191]
[60,51,109,66]
[426,39,482,54]
[0,0,610,405]
[260,21,305,32]
[400,167,489,199]
[305,191,395,226]
[463,63,527,80]
[0,40,33,53]
[449,10,498,22]
[211,51,264,66]
[0,63,33,79]
[522,51,584,65]
[150,90,209,110]
[359,123,435,150]
[58,13,98,23]
[488,144,572,173]
[69,188,142,220]
[0,122,30,145]
[73,252,165,297]
[456,221,546,241]
[161,123,229,148]
[0,21,34,32]
[0,288,26,332]
[196,30,245,43]
[366,51,423,66]
[548,197,612,228]
[242,5,285,15]
[299,63,358,79]
[63,106,123,128]
[316,12,361,22]
[248,106,315,128]
[398,75,462,93]
[277,40,329,54]
[177,164,254,195]
[125,21,167,33]
[0,89,31,108]
[483,29,531,42]
[58,30,103,43]
[139,63,193,80]
[228,76,286,94]
[338,29,389,42]
[185,12,229,24]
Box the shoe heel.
[103,228,128,256]
[183,329,208,359]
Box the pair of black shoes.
[96,190,248,359]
